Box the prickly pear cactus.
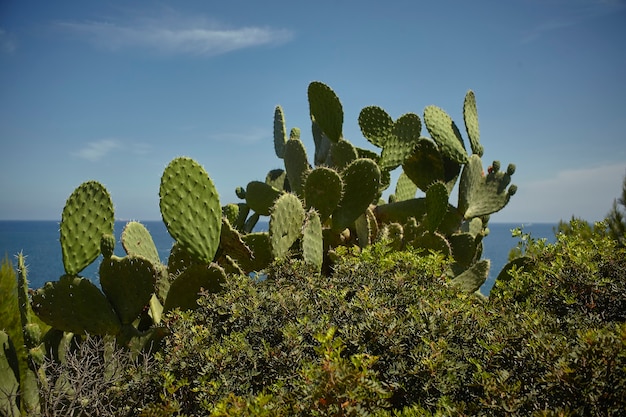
[246,181,282,216]
[32,275,122,335]
[463,90,484,156]
[308,81,343,143]
[304,167,343,221]
[121,221,161,265]
[284,138,310,197]
[100,255,157,325]
[160,157,222,264]
[424,105,468,164]
[332,159,381,231]
[458,155,517,219]
[60,181,114,275]
[274,105,287,159]
[164,263,226,312]
[270,193,306,259]
[302,210,323,272]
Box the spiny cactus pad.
[160,157,222,264]
[424,105,468,164]
[304,167,343,221]
[330,139,359,170]
[31,275,121,335]
[359,107,422,171]
[332,159,381,231]
[121,221,160,265]
[270,193,305,259]
[424,182,449,232]
[302,210,323,272]
[463,90,483,156]
[402,138,447,192]
[308,81,343,143]
[60,181,114,275]
[451,259,490,293]
[246,181,282,216]
[394,172,418,202]
[274,105,287,159]
[163,263,226,312]
[458,155,517,219]
[99,255,157,325]
[284,138,310,197]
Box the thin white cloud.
[73,139,122,161]
[0,28,17,54]
[56,15,293,56]
[499,163,626,222]
[521,0,626,43]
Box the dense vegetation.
[1,80,625,415]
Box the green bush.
[115,221,626,416]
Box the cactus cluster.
[223,81,516,288]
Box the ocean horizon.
[0,220,558,295]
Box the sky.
[1,0,625,223]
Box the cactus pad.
[330,139,359,169]
[160,157,222,264]
[284,138,310,197]
[99,255,157,325]
[402,138,446,192]
[424,182,449,232]
[308,81,343,143]
[463,90,483,156]
[246,181,282,216]
[394,172,418,202]
[32,275,121,335]
[60,181,114,275]
[270,193,305,259]
[451,259,490,293]
[302,210,323,271]
[458,155,517,219]
[332,158,381,230]
[304,167,343,221]
[164,263,226,312]
[424,105,468,164]
[274,105,287,159]
[121,221,160,264]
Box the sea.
[0,220,558,296]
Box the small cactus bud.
[100,234,115,258]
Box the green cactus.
[163,263,226,312]
[60,180,114,275]
[463,90,484,156]
[308,81,343,143]
[0,330,20,417]
[423,105,468,165]
[245,181,282,216]
[32,275,122,335]
[270,193,306,259]
[450,259,490,293]
[284,138,310,197]
[303,210,324,272]
[393,172,418,202]
[121,221,161,265]
[330,138,359,170]
[359,107,422,171]
[458,155,517,219]
[304,166,343,222]
[160,157,222,264]
[99,254,157,325]
[423,182,449,233]
[274,105,287,159]
[332,159,381,231]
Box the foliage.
[121,220,626,416]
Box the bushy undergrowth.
[103,221,626,417]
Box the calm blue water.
[0,220,557,295]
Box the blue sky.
[1,0,625,223]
